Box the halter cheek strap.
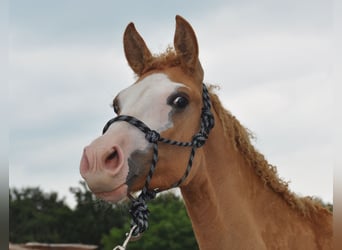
[102,83,214,237]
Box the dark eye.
[169,94,189,109]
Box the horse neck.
[180,105,332,249]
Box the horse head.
[80,16,210,203]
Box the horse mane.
[207,86,332,217]
[141,47,181,75]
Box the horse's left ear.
[174,15,201,76]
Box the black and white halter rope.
[102,83,214,238]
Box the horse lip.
[93,183,128,202]
[94,183,124,195]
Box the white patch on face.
[103,73,187,161]
[119,73,186,132]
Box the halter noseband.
[102,83,214,237]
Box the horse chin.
[94,184,128,203]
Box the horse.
[80,15,333,249]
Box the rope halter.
[102,83,214,237]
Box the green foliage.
[9,182,198,250]
[101,193,198,250]
[9,182,127,246]
[67,182,127,245]
[10,187,72,243]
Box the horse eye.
[172,96,189,109]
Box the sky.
[8,0,333,207]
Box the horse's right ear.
[123,23,152,76]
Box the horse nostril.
[104,147,122,174]
[106,150,118,163]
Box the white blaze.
[119,73,185,132]
[106,73,186,155]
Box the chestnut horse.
[80,16,332,249]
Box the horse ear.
[174,15,200,75]
[123,23,152,76]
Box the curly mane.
[208,86,331,217]
[141,47,181,75]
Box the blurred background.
[7,0,334,248]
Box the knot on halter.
[145,130,160,143]
[201,108,215,133]
[129,190,157,236]
[192,133,208,148]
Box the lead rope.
[113,225,137,250]
[104,84,214,249]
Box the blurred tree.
[101,192,198,250]
[9,182,127,246]
[9,187,72,243]
[9,183,198,249]
[67,181,127,245]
